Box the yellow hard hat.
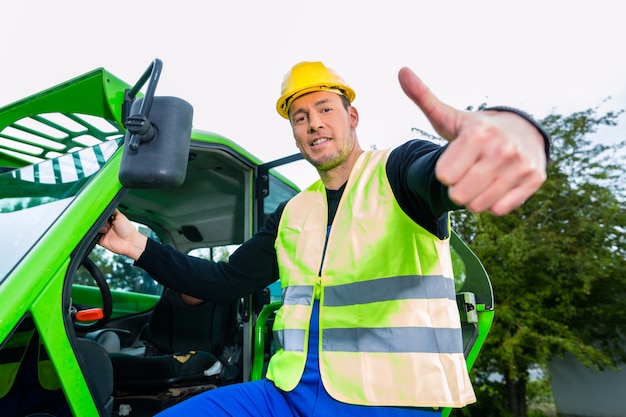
[276,61,356,119]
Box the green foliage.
[525,373,555,415]
[451,105,626,416]
[452,246,468,290]
[451,378,513,417]
[75,246,161,295]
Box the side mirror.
[119,96,193,188]
[118,59,193,189]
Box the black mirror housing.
[119,96,193,188]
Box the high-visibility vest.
[267,149,475,408]
[0,317,61,398]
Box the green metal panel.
[251,301,281,381]
[31,260,101,417]
[0,61,305,416]
[0,69,129,168]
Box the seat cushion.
[110,350,219,390]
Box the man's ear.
[349,105,359,129]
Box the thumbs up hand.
[398,67,547,216]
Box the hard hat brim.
[276,84,356,119]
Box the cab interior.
[68,138,299,416]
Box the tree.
[450,105,626,417]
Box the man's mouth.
[311,137,331,146]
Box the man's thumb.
[398,67,457,141]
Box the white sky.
[1,0,625,188]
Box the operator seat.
[107,288,240,392]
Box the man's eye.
[293,115,307,124]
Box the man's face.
[288,91,359,172]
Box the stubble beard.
[306,139,355,173]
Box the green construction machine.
[0,60,493,417]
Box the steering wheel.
[73,257,113,332]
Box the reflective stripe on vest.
[324,274,456,306]
[267,149,475,407]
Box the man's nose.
[308,112,323,133]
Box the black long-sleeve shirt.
[136,140,458,302]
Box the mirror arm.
[122,59,163,151]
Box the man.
[99,62,549,416]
